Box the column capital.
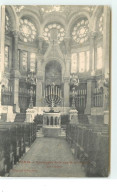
[12,30,19,37]
[89,31,97,39]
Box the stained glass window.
[18,49,20,68]
[22,51,28,71]
[97,47,103,69]
[19,18,37,43]
[43,23,65,43]
[72,18,89,44]
[79,52,85,72]
[86,51,90,71]
[71,53,77,73]
[5,11,11,34]
[98,13,104,34]
[30,53,36,72]
[4,46,9,69]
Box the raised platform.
[43,111,61,137]
[43,126,61,137]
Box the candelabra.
[44,82,61,111]
[26,71,36,109]
[70,73,79,109]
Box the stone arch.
[92,6,103,32]
[19,9,41,35]
[42,14,66,30]
[43,57,65,82]
[5,5,18,31]
[67,11,91,37]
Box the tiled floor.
[9,137,85,177]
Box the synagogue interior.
[0,5,110,177]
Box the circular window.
[19,18,37,42]
[43,23,65,44]
[72,18,89,44]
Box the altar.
[43,111,61,137]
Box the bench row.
[66,124,109,177]
[0,122,36,176]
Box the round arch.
[19,9,41,35]
[5,5,18,31]
[42,14,66,31]
[66,11,91,37]
[92,6,103,31]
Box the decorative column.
[12,30,20,112]
[64,37,71,75]
[0,5,5,120]
[89,31,97,76]
[36,76,43,107]
[103,6,110,124]
[63,77,70,107]
[103,6,110,79]
[36,36,44,107]
[63,37,71,108]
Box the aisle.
[9,137,85,177]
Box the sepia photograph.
[0,5,111,177]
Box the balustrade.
[93,88,103,107]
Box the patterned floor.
[9,137,85,177]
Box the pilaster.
[63,76,70,107]
[89,31,97,76]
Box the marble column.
[102,6,110,124]
[0,6,5,120]
[63,77,70,107]
[36,36,44,107]
[12,30,20,112]
[103,6,110,79]
[89,31,97,76]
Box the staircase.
[14,113,26,123]
[59,128,66,137]
[36,128,44,138]
[36,127,66,138]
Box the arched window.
[97,46,103,69]
[19,18,37,42]
[97,13,104,35]
[4,46,9,69]
[5,11,12,34]
[30,53,36,72]
[72,18,89,44]
[71,53,77,73]
[43,23,65,43]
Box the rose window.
[19,18,37,42]
[72,18,89,44]
[43,23,65,43]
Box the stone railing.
[66,123,109,177]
